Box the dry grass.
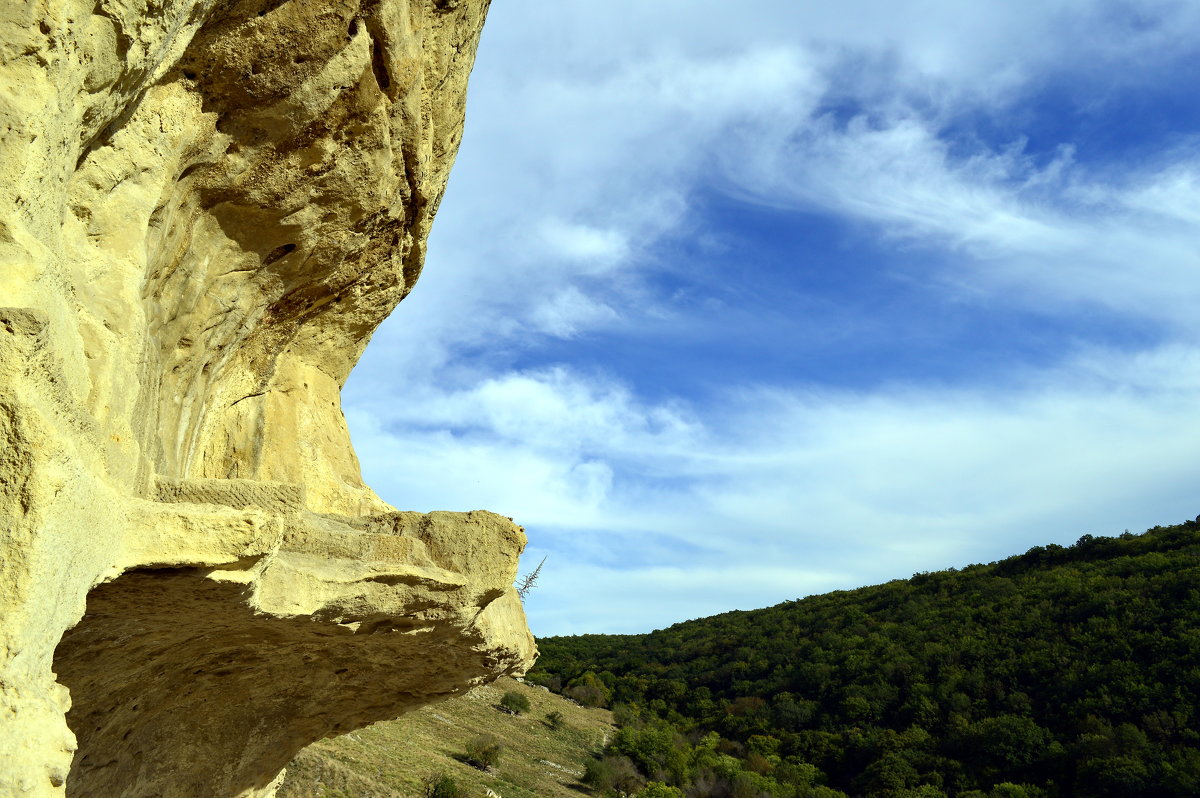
[278,677,613,798]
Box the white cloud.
[349,368,701,530]
[349,345,1200,633]
[538,221,629,269]
[527,287,618,338]
[721,105,1200,329]
[343,2,1200,635]
[348,0,1199,379]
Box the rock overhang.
[0,1,531,795]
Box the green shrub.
[500,690,531,715]
[545,710,565,730]
[421,773,463,798]
[465,734,503,769]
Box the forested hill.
[529,519,1200,798]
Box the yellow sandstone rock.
[0,1,535,795]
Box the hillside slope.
[278,677,613,798]
[532,519,1200,797]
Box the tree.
[565,671,612,708]
[855,752,919,794]
[988,784,1046,798]
[500,690,531,715]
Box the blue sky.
[344,1,1200,636]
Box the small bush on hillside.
[545,710,565,730]
[421,772,463,798]
[465,734,503,770]
[500,690,531,715]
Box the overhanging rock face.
[0,1,535,795]
[55,503,531,797]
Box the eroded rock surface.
[0,1,534,795]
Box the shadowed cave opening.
[53,568,473,797]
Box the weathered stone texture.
[0,1,535,795]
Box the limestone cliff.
[0,1,536,796]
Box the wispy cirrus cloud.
[346,0,1200,635]
[726,111,1200,328]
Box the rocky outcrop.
[0,1,535,796]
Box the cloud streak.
[352,345,1200,632]
[345,1,1200,634]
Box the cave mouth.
[53,567,458,798]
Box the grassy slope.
[278,676,613,798]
